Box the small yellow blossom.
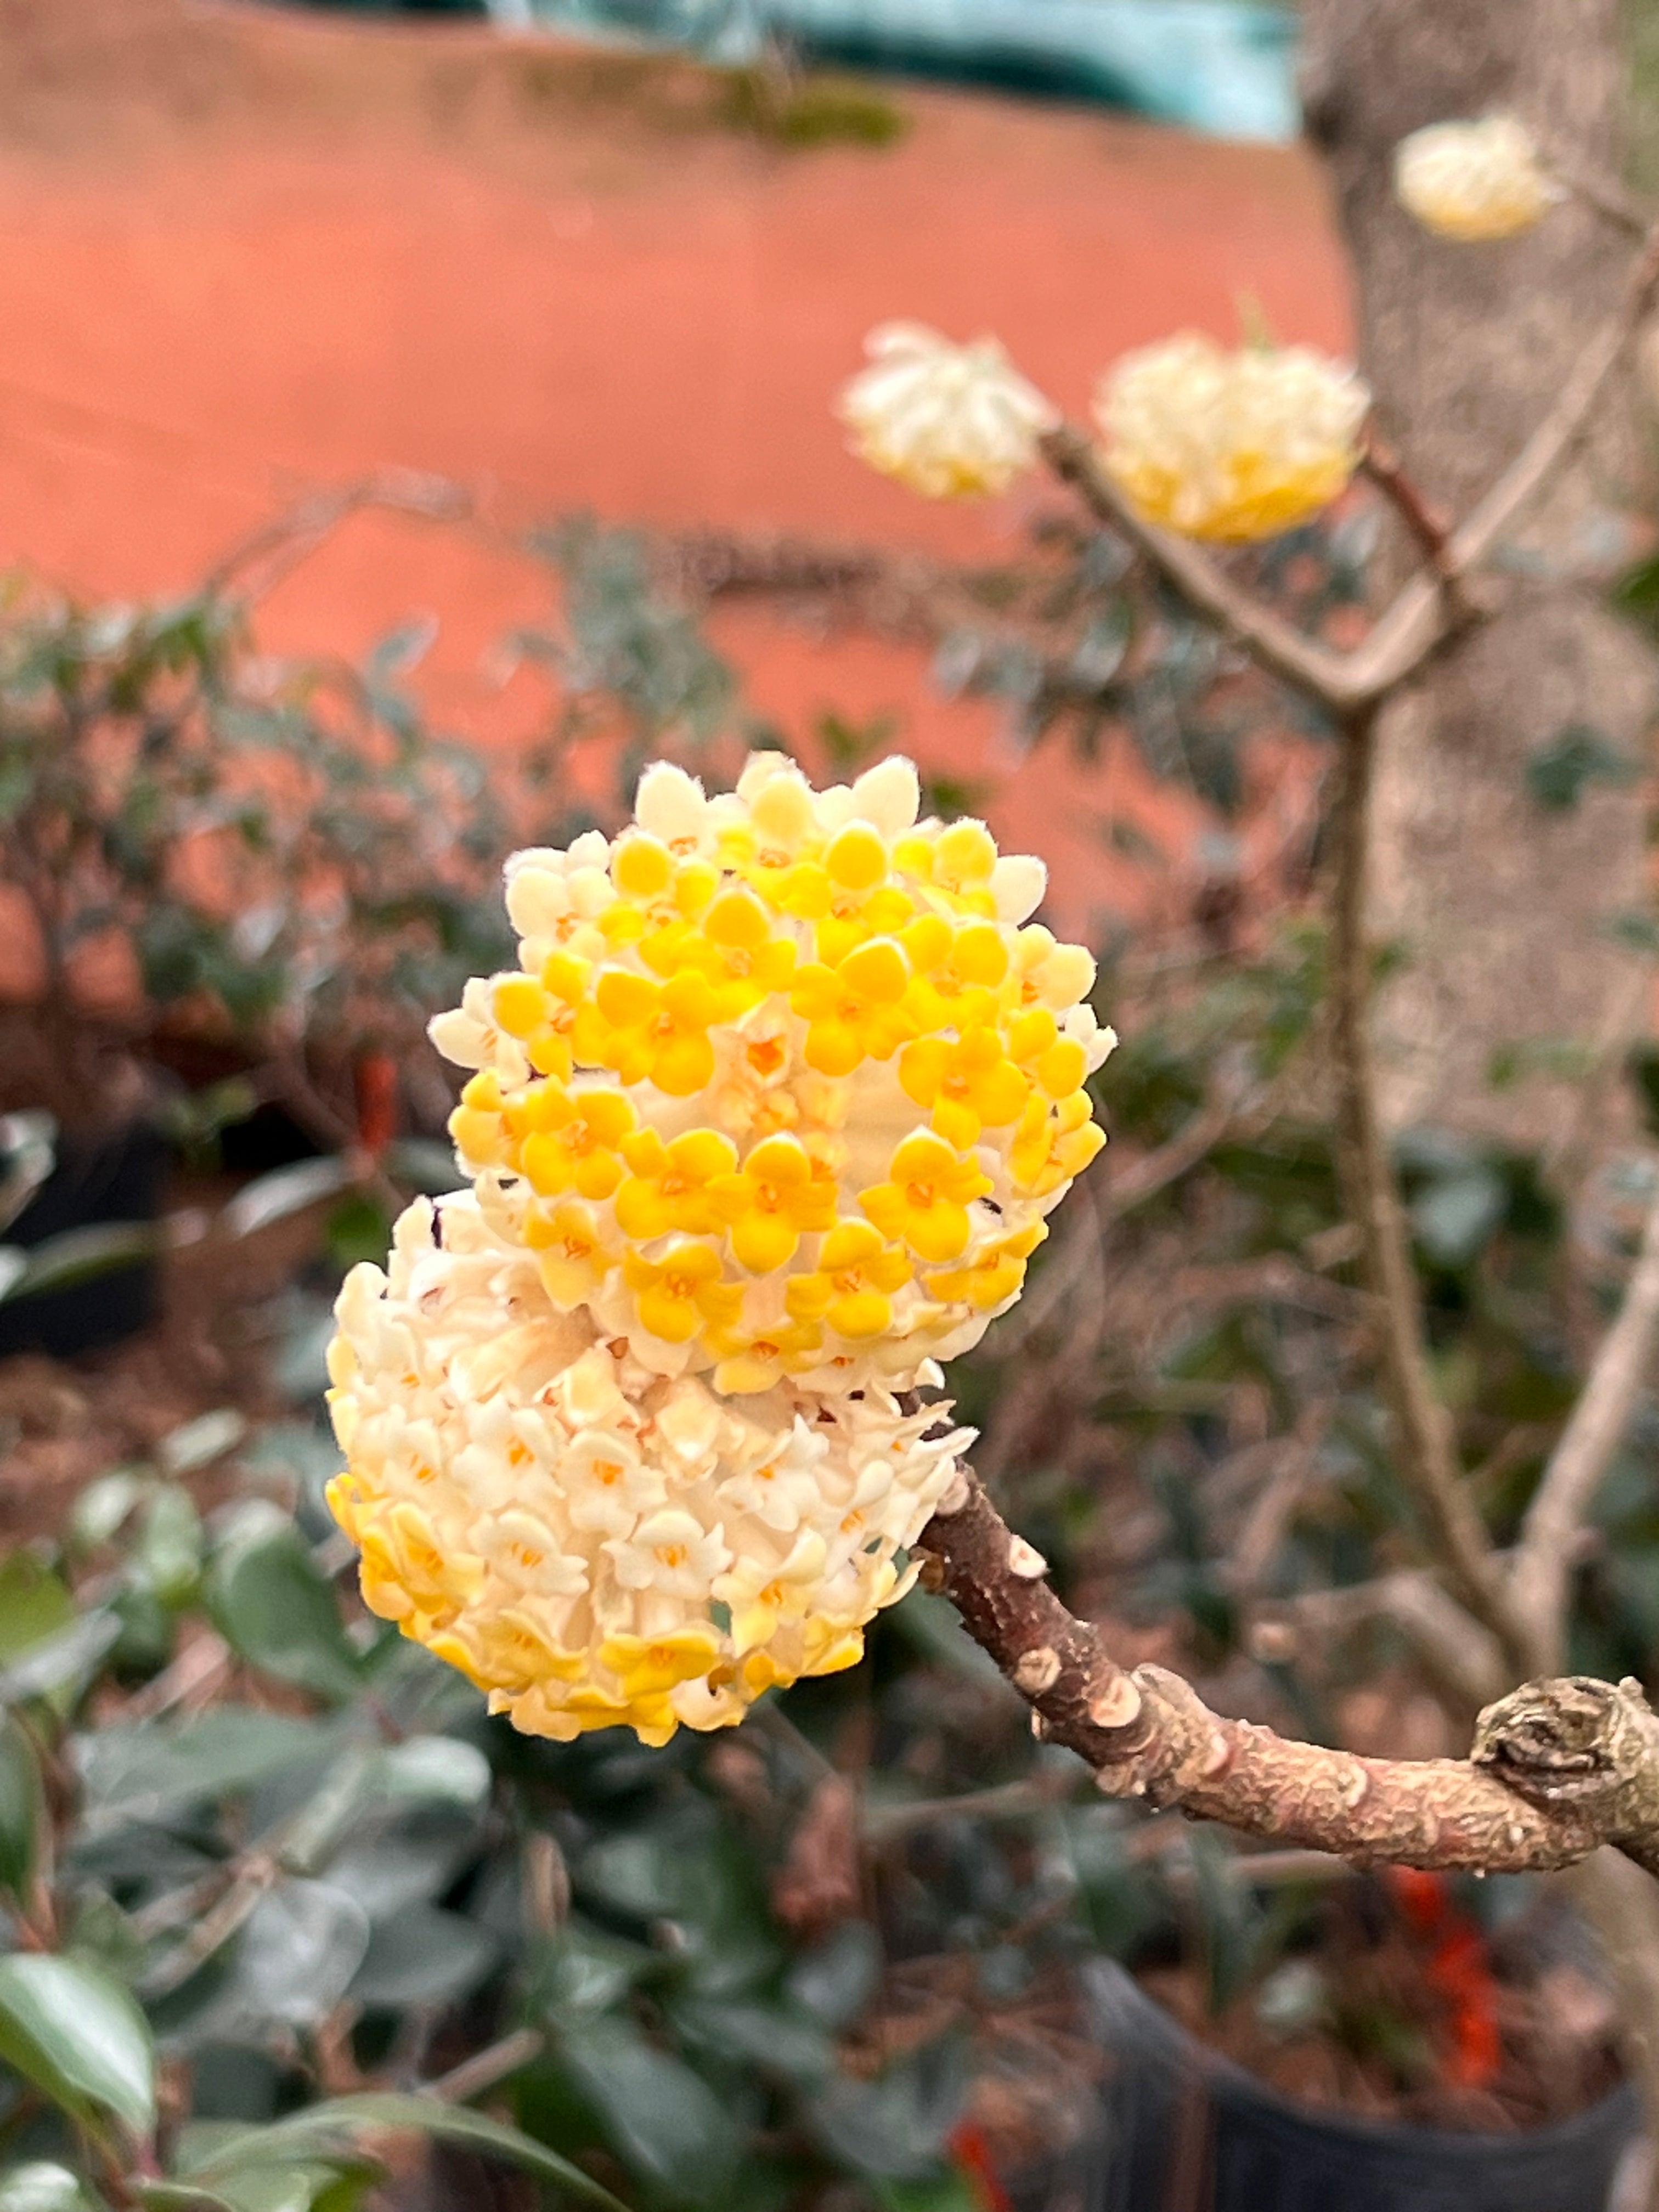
[524,1199,620,1309]
[785,1220,914,1341]
[707,1132,839,1271]
[838,322,1058,498]
[860,1131,993,1263]
[899,1027,1030,1148]
[511,1087,635,1201]
[1095,333,1370,543]
[926,1222,1047,1311]
[790,938,915,1077]
[1394,115,1562,242]
[614,1127,738,1241]
[623,1240,744,1346]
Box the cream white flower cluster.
[328,1196,969,1746]
[328,752,1112,1743]
[839,321,1369,545]
[1394,116,1562,244]
[838,322,1058,498]
[1093,334,1372,544]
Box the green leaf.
[0,1612,122,1708]
[667,1995,832,2084]
[139,2189,236,2212]
[809,2039,968,2181]
[1,1223,160,1302]
[1526,724,1635,812]
[347,1904,499,2010]
[0,1714,45,1901]
[0,2165,98,2212]
[134,1488,204,1610]
[188,2095,626,2212]
[383,1139,465,1196]
[0,1952,156,2141]
[219,1160,353,1241]
[213,1881,371,2034]
[874,2177,983,2212]
[208,1525,363,1704]
[323,1196,391,1274]
[201,2168,370,2212]
[555,2017,742,2205]
[76,1708,320,1832]
[786,1922,882,2032]
[157,1412,247,1479]
[531,1918,655,2020]
[0,1553,76,1665]
[69,1472,146,1555]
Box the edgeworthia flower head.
[329,754,1113,1742]
[1094,333,1370,544]
[328,1195,971,1745]
[838,322,1058,498]
[1393,115,1564,244]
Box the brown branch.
[1358,430,1454,574]
[919,1468,1659,1875]
[425,2028,546,2106]
[1326,704,1527,1667]
[1040,223,1659,715]
[1532,132,1653,240]
[1510,1180,1659,1670]
[1040,427,1356,708]
[1250,1569,1508,1717]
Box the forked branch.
[1039,220,1659,716]
[918,1468,1659,1878]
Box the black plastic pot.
[0,1120,167,1360]
[1008,1961,1641,2212]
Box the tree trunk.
[1301,0,1654,1156]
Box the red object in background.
[354,1051,399,1159]
[949,2121,1013,2212]
[1387,1867,1502,2089]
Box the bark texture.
[1301,0,1654,1149]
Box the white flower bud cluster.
[1093,333,1371,544]
[1394,116,1563,244]
[837,322,1058,498]
[329,1195,971,1746]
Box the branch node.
[1087,1675,1143,1730]
[1093,1763,1146,1799]
[1472,1675,1659,1831]
[933,1465,972,1517]
[1014,1646,1063,1696]
[1006,1535,1048,1579]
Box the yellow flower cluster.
[837,322,1058,498]
[435,753,1111,1393]
[328,752,1113,1742]
[1393,116,1562,244]
[328,1197,970,1745]
[1093,333,1371,544]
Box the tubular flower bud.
[326,1194,972,1745]
[838,323,1058,498]
[1094,333,1370,544]
[430,754,1114,1394]
[1394,116,1563,243]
